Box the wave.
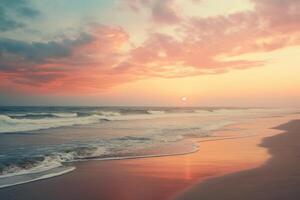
[0,138,198,188]
[0,114,105,133]
[52,113,78,118]
[0,156,63,178]
[0,135,163,178]
[0,108,264,133]
[0,148,104,179]
[8,112,78,119]
[147,110,165,115]
[0,111,169,133]
[0,107,291,133]
[0,127,206,175]
[0,145,201,189]
[97,111,121,117]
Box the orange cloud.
[1,0,300,94]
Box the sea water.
[0,106,295,188]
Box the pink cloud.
[122,0,300,77]
[122,0,180,24]
[0,24,133,93]
[151,0,180,24]
[1,0,300,93]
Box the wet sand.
[0,114,299,200]
[177,117,300,200]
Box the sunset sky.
[0,0,299,106]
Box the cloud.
[122,0,180,24]
[253,0,300,32]
[1,0,300,93]
[0,7,24,31]
[17,5,40,18]
[0,24,132,92]
[151,0,180,24]
[0,33,94,62]
[116,0,300,78]
[124,32,265,78]
[0,0,40,32]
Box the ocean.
[0,106,294,188]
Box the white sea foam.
[0,110,175,133]
[52,113,78,118]
[0,156,63,178]
[0,166,75,189]
[0,114,104,133]
[1,108,292,133]
[8,112,77,118]
[7,112,49,117]
[0,146,107,181]
[0,144,199,189]
[0,140,198,189]
[98,111,121,117]
[147,110,165,115]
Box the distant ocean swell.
[0,114,106,133]
[0,108,266,133]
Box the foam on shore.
[0,166,75,189]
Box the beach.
[1,0,300,198]
[177,115,300,200]
[0,113,299,200]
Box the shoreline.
[0,130,256,189]
[0,144,200,189]
[176,116,300,200]
[0,114,298,200]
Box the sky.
[0,0,299,107]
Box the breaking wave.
[0,135,198,188]
[0,114,105,133]
[0,107,290,133]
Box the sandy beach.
[177,116,300,200]
[0,114,299,200]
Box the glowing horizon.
[0,0,300,107]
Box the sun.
[181,96,187,102]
